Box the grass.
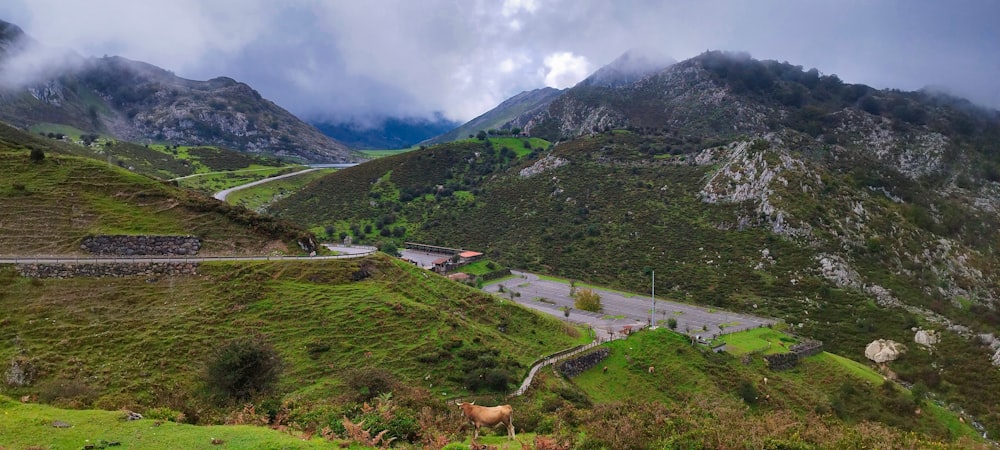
[457,260,504,276]
[359,147,419,158]
[0,395,339,449]
[0,256,586,423]
[712,327,797,356]
[0,145,314,255]
[564,328,982,445]
[227,169,335,210]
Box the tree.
[29,148,45,163]
[574,288,602,313]
[206,336,284,401]
[378,241,401,257]
[476,130,488,140]
[667,317,678,330]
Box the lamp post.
[650,270,656,329]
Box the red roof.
[458,251,483,258]
[432,257,450,265]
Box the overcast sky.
[2,0,998,124]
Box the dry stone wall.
[80,235,201,256]
[557,348,610,378]
[17,262,198,278]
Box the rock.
[865,339,906,363]
[51,420,71,428]
[914,329,939,347]
[124,411,143,421]
[5,357,36,387]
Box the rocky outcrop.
[80,235,201,256]
[17,262,198,278]
[865,339,906,363]
[914,329,939,348]
[519,155,568,178]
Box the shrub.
[344,368,399,402]
[206,336,284,401]
[29,148,45,163]
[574,288,602,312]
[667,317,678,330]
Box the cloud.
[0,0,998,123]
[543,52,591,89]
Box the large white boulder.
[914,329,939,347]
[865,339,906,363]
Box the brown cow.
[456,401,515,441]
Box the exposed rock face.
[0,20,358,163]
[914,329,939,347]
[5,357,35,387]
[519,155,568,178]
[865,339,906,363]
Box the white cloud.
[543,52,591,89]
[502,0,539,17]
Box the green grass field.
[0,396,339,449]
[227,169,335,210]
[713,327,797,356]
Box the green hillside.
[0,128,314,255]
[271,130,1000,438]
[530,329,985,448]
[0,256,586,446]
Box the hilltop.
[0,19,362,163]
[272,51,1000,438]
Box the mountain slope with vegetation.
[0,124,314,255]
[423,87,563,145]
[0,19,361,163]
[0,114,989,447]
[272,51,1000,439]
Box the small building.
[432,257,453,273]
[458,251,483,263]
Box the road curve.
[213,168,318,201]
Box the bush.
[29,148,45,163]
[574,288,602,312]
[667,317,678,330]
[344,368,399,402]
[206,336,284,401]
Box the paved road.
[0,251,374,264]
[483,270,774,339]
[213,168,318,201]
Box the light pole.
[650,270,656,329]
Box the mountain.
[421,87,563,145]
[310,113,459,149]
[272,51,1000,437]
[576,47,675,88]
[0,19,361,163]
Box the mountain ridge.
[0,19,362,163]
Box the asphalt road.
[483,270,775,339]
[0,252,373,264]
[212,168,318,201]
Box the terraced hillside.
[0,133,314,255]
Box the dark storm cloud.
[1,0,997,122]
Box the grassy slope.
[0,256,585,418]
[228,169,334,210]
[561,328,983,446]
[0,395,338,450]
[271,132,1000,439]
[0,148,313,255]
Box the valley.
[1,13,999,448]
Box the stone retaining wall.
[763,339,824,371]
[763,352,799,371]
[17,262,198,278]
[557,348,610,378]
[80,235,201,256]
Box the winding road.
[212,168,318,201]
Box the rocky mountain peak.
[578,47,675,88]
